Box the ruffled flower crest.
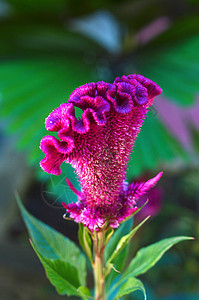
[40,74,162,231]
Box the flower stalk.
[93,230,106,300]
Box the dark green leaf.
[16,194,86,287]
[31,241,82,296]
[105,217,150,277]
[137,35,199,105]
[105,218,133,290]
[114,277,146,300]
[78,286,93,300]
[124,236,193,278]
[105,217,133,262]
[0,56,97,201]
[109,236,193,297]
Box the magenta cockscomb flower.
[40,74,163,231]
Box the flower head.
[40,74,162,231]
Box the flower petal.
[40,136,73,175]
[128,172,163,200]
[45,103,71,131]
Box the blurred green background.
[0,0,199,299]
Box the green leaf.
[31,241,82,296]
[105,217,150,277]
[129,21,199,177]
[29,222,92,298]
[109,236,193,297]
[78,286,93,300]
[105,218,139,292]
[137,35,199,105]
[104,218,133,290]
[139,16,199,90]
[16,194,87,287]
[114,277,146,300]
[0,56,97,201]
[105,217,133,263]
[78,224,93,264]
[124,236,193,278]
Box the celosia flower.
[40,74,163,231]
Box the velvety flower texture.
[40,74,163,231]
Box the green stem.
[93,229,106,300]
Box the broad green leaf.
[78,286,93,300]
[31,241,82,296]
[16,194,86,286]
[114,277,146,300]
[0,56,97,202]
[109,236,193,297]
[124,236,193,278]
[137,35,199,105]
